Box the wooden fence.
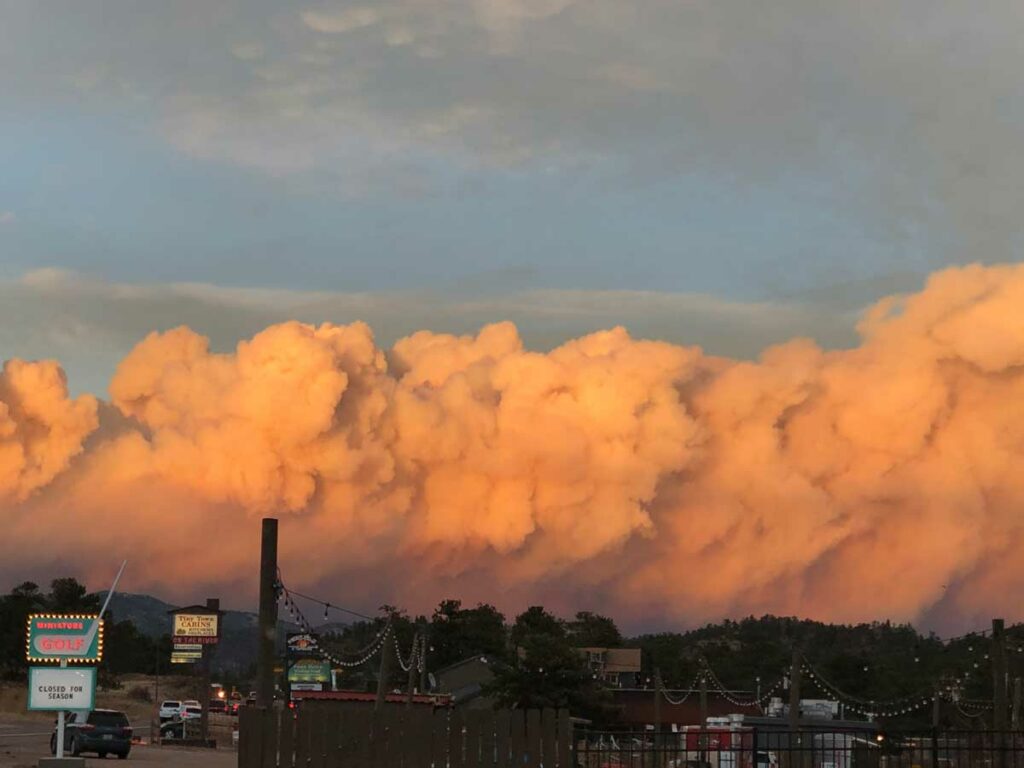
[238,703,574,768]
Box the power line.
[279,583,376,622]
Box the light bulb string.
[276,576,392,667]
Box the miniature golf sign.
[26,615,104,663]
[28,667,96,711]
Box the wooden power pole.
[420,630,429,694]
[994,619,1008,730]
[653,668,662,735]
[406,633,420,706]
[1012,678,1022,730]
[199,597,218,743]
[788,649,802,732]
[699,670,708,726]
[256,518,279,709]
[375,621,394,711]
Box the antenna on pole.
[98,560,128,620]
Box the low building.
[434,656,496,709]
[578,648,642,688]
[291,689,451,708]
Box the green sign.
[26,615,103,663]
[288,659,331,683]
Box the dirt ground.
[0,674,239,766]
[0,714,236,768]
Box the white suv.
[158,700,182,722]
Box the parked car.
[208,699,227,714]
[182,706,203,721]
[182,699,201,710]
[51,709,132,760]
[158,700,182,722]
[159,720,186,740]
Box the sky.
[4,2,1024,630]
[3,1,1023,396]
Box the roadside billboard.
[172,612,219,640]
[288,659,331,684]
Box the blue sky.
[2,0,1022,395]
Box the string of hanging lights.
[661,670,706,706]
[274,573,425,670]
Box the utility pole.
[788,649,802,731]
[406,633,420,706]
[256,518,279,709]
[699,670,709,759]
[200,597,219,744]
[1012,678,1022,730]
[993,619,1008,729]
[653,668,662,734]
[420,629,430,694]
[699,671,708,726]
[375,621,394,711]
[652,669,663,768]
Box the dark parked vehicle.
[208,699,227,714]
[51,709,132,759]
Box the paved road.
[0,717,236,768]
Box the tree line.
[0,578,173,684]
[2,578,1010,728]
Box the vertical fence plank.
[402,707,424,768]
[541,710,556,768]
[479,710,497,768]
[324,709,341,768]
[351,708,373,768]
[525,710,541,768]
[495,710,511,768]
[464,711,483,768]
[556,710,571,768]
[239,706,260,768]
[386,708,403,768]
[308,704,328,768]
[294,706,312,768]
[509,710,525,768]
[278,707,296,768]
[369,710,386,768]
[262,708,280,768]
[431,709,449,768]
[449,709,466,768]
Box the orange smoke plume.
[3,263,1024,630]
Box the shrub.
[128,685,152,702]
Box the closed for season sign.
[28,667,96,711]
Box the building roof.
[578,647,642,673]
[291,690,452,706]
[434,655,492,677]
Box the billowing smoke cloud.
[4,263,1024,631]
[0,359,97,501]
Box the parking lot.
[0,716,236,768]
